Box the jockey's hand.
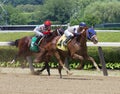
[50,30,53,32]
[74,33,81,37]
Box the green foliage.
[83,1,120,25]
[16,4,41,12]
[39,0,74,24]
[70,0,120,26]
[0,0,120,25]
[3,0,44,6]
[9,13,27,25]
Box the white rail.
[87,42,120,47]
[0,42,13,46]
[0,42,120,47]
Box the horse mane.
[77,27,88,44]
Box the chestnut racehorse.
[34,26,100,78]
[10,27,64,75]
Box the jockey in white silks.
[33,20,52,47]
[63,22,87,46]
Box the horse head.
[87,28,98,44]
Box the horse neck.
[80,31,87,45]
[78,28,88,55]
[77,28,87,46]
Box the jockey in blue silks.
[63,22,87,46]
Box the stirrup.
[34,43,39,47]
[63,42,67,46]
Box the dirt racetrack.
[0,68,120,94]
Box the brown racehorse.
[10,27,64,75]
[34,26,100,78]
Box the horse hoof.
[33,59,40,63]
[33,72,39,75]
[68,72,73,76]
[30,72,36,75]
[33,70,43,75]
[97,68,101,71]
[76,66,83,70]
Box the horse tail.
[8,39,19,47]
[14,39,20,47]
[7,41,15,46]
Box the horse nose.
[94,37,98,44]
[92,35,98,44]
[94,39,98,44]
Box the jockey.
[33,20,52,46]
[63,22,86,46]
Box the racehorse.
[34,26,100,78]
[10,27,64,75]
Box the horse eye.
[89,32,92,35]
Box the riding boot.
[34,36,42,47]
[63,36,73,46]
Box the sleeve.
[33,25,44,36]
[33,25,41,31]
[74,27,79,33]
[43,30,51,34]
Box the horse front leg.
[76,61,84,70]
[72,54,84,69]
[87,56,100,71]
[58,64,63,78]
[64,57,70,74]
[54,51,72,78]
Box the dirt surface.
[0,68,120,94]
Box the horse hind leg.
[26,56,36,75]
[36,62,50,76]
[87,56,100,71]
[36,64,46,75]
[46,62,50,76]
[10,55,18,64]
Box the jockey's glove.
[74,33,81,37]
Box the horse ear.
[57,26,61,29]
[91,26,94,29]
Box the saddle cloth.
[56,34,68,51]
[30,36,39,52]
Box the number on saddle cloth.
[57,34,68,51]
[30,36,39,52]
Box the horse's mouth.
[93,39,98,44]
[91,36,98,44]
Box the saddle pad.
[56,34,68,51]
[30,36,39,52]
